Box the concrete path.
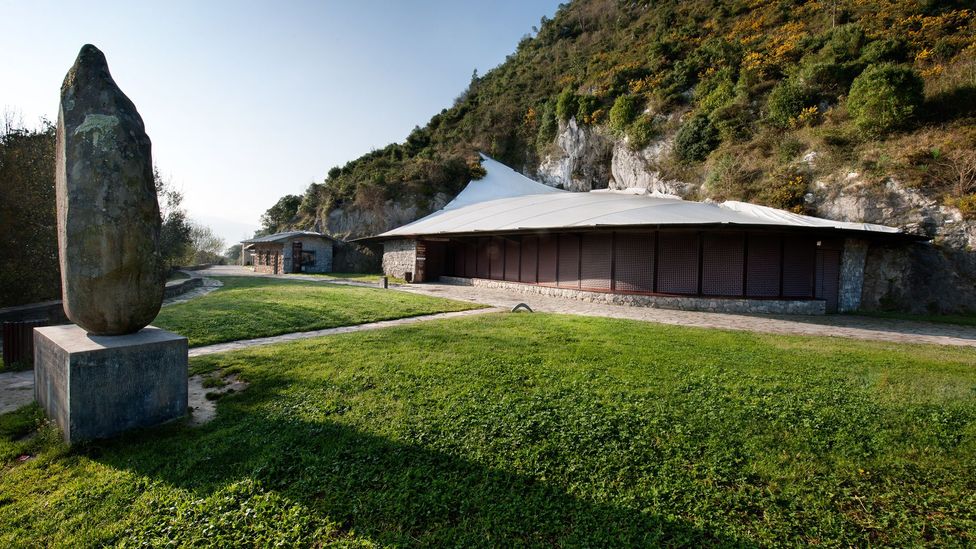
[194,265,386,289]
[397,282,976,348]
[189,307,502,357]
[0,370,34,414]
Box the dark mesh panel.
[580,233,612,290]
[520,236,538,283]
[538,235,557,284]
[489,237,504,280]
[783,237,815,297]
[702,233,744,296]
[452,243,464,277]
[505,238,520,281]
[657,231,699,295]
[476,238,489,279]
[464,242,476,278]
[746,235,780,297]
[557,233,580,288]
[816,249,841,313]
[614,233,654,292]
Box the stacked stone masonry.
[439,276,826,315]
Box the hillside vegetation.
[268,0,976,236]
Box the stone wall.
[284,236,333,273]
[382,239,417,280]
[439,276,826,315]
[838,238,868,313]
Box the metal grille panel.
[783,237,815,297]
[746,235,780,297]
[557,233,580,288]
[614,232,655,292]
[657,231,699,295]
[464,241,476,277]
[538,235,557,284]
[816,249,841,312]
[476,237,490,279]
[489,237,504,280]
[504,238,520,281]
[580,233,612,290]
[452,242,464,276]
[702,233,744,296]
[520,236,538,283]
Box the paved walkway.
[396,282,976,348]
[189,307,502,357]
[0,370,34,414]
[194,265,385,289]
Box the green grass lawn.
[1,313,974,546]
[151,276,481,346]
[291,272,407,284]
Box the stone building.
[365,156,923,315]
[241,231,335,274]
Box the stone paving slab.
[396,282,976,348]
[0,370,35,414]
[189,307,502,357]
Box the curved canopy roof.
[370,155,910,240]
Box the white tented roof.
[373,155,905,239]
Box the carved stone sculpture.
[55,44,163,335]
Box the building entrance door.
[292,242,303,273]
[815,249,841,313]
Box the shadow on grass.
[84,377,753,547]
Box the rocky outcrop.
[609,138,693,196]
[325,193,450,240]
[811,175,976,313]
[536,118,613,191]
[56,44,164,335]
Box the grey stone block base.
[33,324,188,443]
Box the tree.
[185,222,226,265]
[674,113,720,163]
[847,64,924,136]
[224,244,242,264]
[0,115,58,307]
[260,194,302,234]
[155,168,193,269]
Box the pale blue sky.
[1,0,561,243]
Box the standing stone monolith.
[56,44,164,335]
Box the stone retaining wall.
[438,276,826,315]
[382,239,417,280]
[164,277,204,299]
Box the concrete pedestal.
[33,324,188,443]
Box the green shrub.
[710,102,753,142]
[626,115,658,150]
[823,24,866,61]
[759,169,809,212]
[945,193,976,220]
[696,67,737,113]
[859,38,908,65]
[847,64,924,135]
[576,95,601,125]
[535,103,558,152]
[766,79,813,128]
[555,89,579,121]
[609,94,642,132]
[674,113,720,163]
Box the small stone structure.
[242,231,334,274]
[34,44,187,443]
[439,276,826,315]
[34,325,187,443]
[382,239,417,280]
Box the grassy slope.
[152,277,481,347]
[1,314,974,546]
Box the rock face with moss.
[55,44,163,335]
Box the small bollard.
[382,276,389,289]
